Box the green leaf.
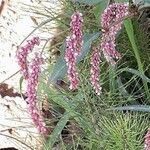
[74,0,103,5]
[77,32,100,61]
[144,0,150,4]
[74,113,94,134]
[119,68,150,83]
[93,0,109,23]
[109,105,150,112]
[49,57,67,82]
[19,76,24,94]
[109,65,117,93]
[49,32,100,82]
[115,0,128,2]
[44,112,70,149]
[116,77,140,104]
[117,77,129,97]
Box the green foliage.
[93,0,109,23]
[19,76,24,94]
[144,0,150,4]
[99,113,149,150]
[41,69,150,150]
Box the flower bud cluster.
[90,47,102,95]
[26,53,47,134]
[65,12,83,90]
[70,11,83,54]
[144,129,150,150]
[16,37,40,79]
[65,36,79,90]
[101,3,129,65]
[17,37,48,134]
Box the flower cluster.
[70,11,83,54]
[90,47,101,95]
[16,37,40,79]
[65,36,79,90]
[101,3,129,65]
[17,37,48,134]
[64,4,130,94]
[26,53,47,134]
[144,129,150,150]
[65,12,83,90]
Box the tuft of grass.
[98,113,149,150]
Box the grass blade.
[109,105,150,112]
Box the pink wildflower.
[70,11,83,54]
[101,3,129,65]
[26,53,48,134]
[17,37,48,134]
[65,36,79,90]
[144,129,150,150]
[90,48,101,95]
[16,37,40,79]
[65,11,83,90]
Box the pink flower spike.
[16,37,40,79]
[101,3,129,65]
[144,129,150,150]
[26,53,48,134]
[65,11,83,90]
[70,11,83,55]
[65,36,79,90]
[90,47,101,95]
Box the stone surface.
[0,0,61,149]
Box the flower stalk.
[16,37,40,79]
[26,53,47,134]
[90,47,101,95]
[65,11,83,90]
[101,3,129,65]
[17,37,48,134]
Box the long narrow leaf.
[41,82,76,111]
[119,68,150,83]
[74,0,103,5]
[93,0,109,23]
[44,112,70,149]
[19,76,24,94]
[109,105,150,112]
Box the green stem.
[124,19,150,100]
[109,65,116,93]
